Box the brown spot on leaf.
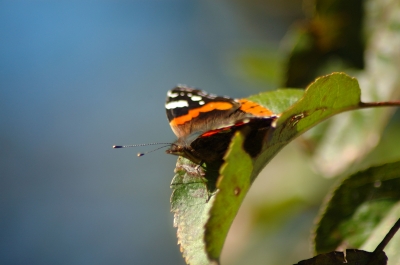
[234,187,241,196]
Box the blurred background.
[3,1,398,265]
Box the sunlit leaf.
[204,131,253,261]
[170,157,219,265]
[254,72,363,178]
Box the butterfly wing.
[165,86,278,163]
[165,86,242,140]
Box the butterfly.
[165,86,278,164]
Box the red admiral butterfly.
[165,86,278,164]
[114,86,278,164]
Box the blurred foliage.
[300,0,400,177]
[232,48,284,89]
[315,162,400,254]
[284,0,365,88]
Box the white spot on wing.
[191,95,202,101]
[165,100,189,109]
[167,90,179,98]
[199,100,205,105]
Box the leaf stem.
[359,101,400,108]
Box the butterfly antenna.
[112,143,172,157]
[136,145,171,157]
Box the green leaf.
[314,161,400,258]
[170,157,219,265]
[247,88,304,115]
[253,72,362,178]
[276,72,361,132]
[204,131,253,262]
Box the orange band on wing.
[170,102,233,126]
[238,99,274,117]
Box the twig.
[366,218,400,265]
[373,218,400,253]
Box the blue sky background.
[0,1,303,264]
